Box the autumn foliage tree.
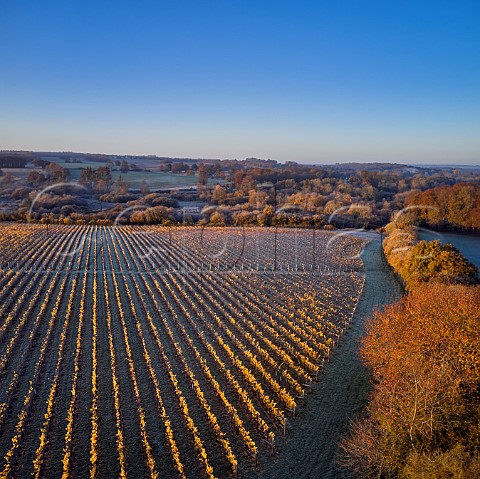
[341,284,480,478]
[382,225,417,280]
[406,182,480,231]
[404,240,479,287]
[382,224,479,289]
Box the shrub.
[405,240,478,286]
[401,445,480,479]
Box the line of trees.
[1,160,479,228]
[341,219,480,477]
[406,182,480,231]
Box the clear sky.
[1,1,479,164]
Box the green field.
[3,162,221,191]
[55,163,201,190]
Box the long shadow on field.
[257,239,403,479]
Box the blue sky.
[1,1,479,164]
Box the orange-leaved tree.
[340,283,480,478]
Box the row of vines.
[0,224,367,478]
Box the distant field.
[0,225,367,479]
[56,161,104,170]
[56,163,201,190]
[2,167,38,180]
[2,164,205,190]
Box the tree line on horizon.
[0,159,479,231]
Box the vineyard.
[0,224,368,479]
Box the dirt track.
[257,239,403,479]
